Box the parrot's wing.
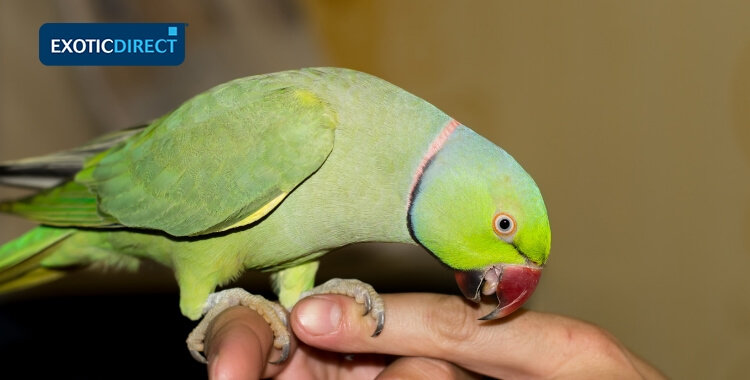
[7,76,337,236]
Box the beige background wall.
[1,1,749,379]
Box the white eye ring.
[493,213,517,237]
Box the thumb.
[290,293,483,357]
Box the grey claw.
[269,342,290,364]
[371,310,385,337]
[190,349,207,364]
[362,292,372,316]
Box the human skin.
[203,293,667,379]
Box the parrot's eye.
[492,213,516,237]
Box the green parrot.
[0,67,551,362]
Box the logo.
[39,23,186,66]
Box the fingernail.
[297,297,342,336]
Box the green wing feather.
[72,73,337,236]
[0,125,148,227]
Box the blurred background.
[1,0,749,378]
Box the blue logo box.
[39,23,185,66]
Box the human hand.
[202,296,477,379]
[204,293,666,379]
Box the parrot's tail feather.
[0,180,120,228]
[0,124,147,190]
[0,267,69,293]
[0,162,80,189]
[0,226,76,295]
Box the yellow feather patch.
[219,192,288,232]
[294,89,322,106]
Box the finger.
[292,293,490,357]
[290,293,626,379]
[376,357,481,380]
[205,305,291,380]
[276,345,387,380]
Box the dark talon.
[269,342,290,364]
[362,292,372,316]
[371,311,385,337]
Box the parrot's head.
[408,125,551,320]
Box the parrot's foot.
[186,288,290,364]
[301,278,385,337]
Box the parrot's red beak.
[455,262,542,320]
